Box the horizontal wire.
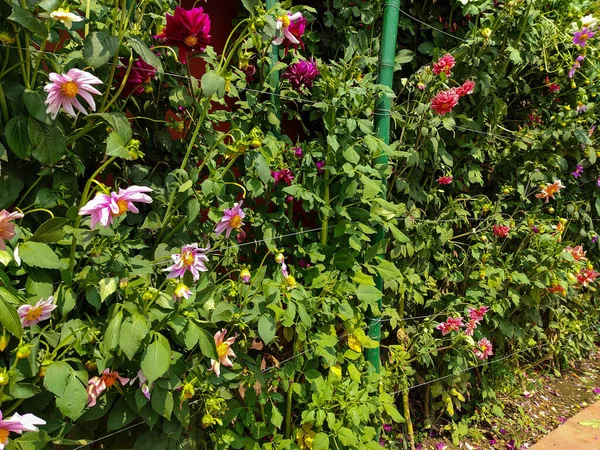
[71,421,144,449]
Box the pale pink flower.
[210,329,236,377]
[87,369,130,407]
[130,370,151,400]
[43,69,102,119]
[0,210,23,251]
[165,244,209,281]
[564,245,587,261]
[78,186,152,229]
[215,202,245,238]
[0,410,46,449]
[436,316,464,335]
[473,338,493,360]
[465,319,478,336]
[468,306,489,323]
[18,296,56,327]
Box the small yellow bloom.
[347,335,362,352]
[481,27,492,38]
[330,364,342,378]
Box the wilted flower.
[593,235,599,244]
[316,161,325,173]
[210,329,236,377]
[564,245,587,261]
[44,69,102,119]
[154,6,211,64]
[535,180,565,203]
[115,57,157,96]
[273,12,307,50]
[432,54,455,75]
[282,60,319,90]
[173,283,192,301]
[573,27,595,47]
[547,284,566,296]
[571,164,584,179]
[165,244,209,281]
[569,55,585,78]
[593,387,600,394]
[18,297,56,327]
[0,210,23,251]
[493,224,510,238]
[78,186,153,229]
[87,369,130,407]
[39,8,83,29]
[436,316,464,335]
[416,82,426,90]
[437,175,453,185]
[215,202,245,238]
[473,338,493,360]
[431,90,459,115]
[272,168,294,185]
[130,370,152,400]
[571,15,598,31]
[576,268,600,286]
[0,410,46,449]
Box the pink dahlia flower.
[573,27,595,47]
[473,338,493,360]
[432,54,455,75]
[43,69,102,119]
[165,244,209,281]
[115,57,157,96]
[436,316,464,335]
[452,79,475,97]
[431,90,458,115]
[215,202,245,238]
[273,12,307,50]
[87,369,130,407]
[210,329,237,377]
[437,175,453,185]
[18,297,56,327]
[272,168,294,185]
[468,306,489,323]
[78,186,153,229]
[493,224,510,238]
[0,210,23,251]
[154,6,211,64]
[569,55,585,78]
[282,60,319,90]
[0,410,46,449]
[465,319,478,336]
[576,268,600,287]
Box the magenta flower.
[569,55,585,78]
[272,168,294,185]
[0,410,46,448]
[432,54,455,76]
[78,186,153,229]
[572,164,584,179]
[382,424,392,432]
[437,175,453,185]
[282,60,319,90]
[573,27,595,47]
[435,444,447,450]
[593,387,600,394]
[165,244,209,281]
[115,57,157,96]
[0,210,23,251]
[468,306,489,323]
[215,202,245,238]
[316,161,325,174]
[436,316,464,335]
[493,225,510,238]
[294,146,303,158]
[473,338,493,360]
[44,69,102,119]
[154,6,211,64]
[18,296,56,327]
[273,12,307,50]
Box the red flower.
[432,54,455,75]
[154,6,211,64]
[115,58,157,96]
[437,175,453,185]
[282,60,319,90]
[493,225,510,238]
[453,79,475,97]
[576,268,600,287]
[431,90,459,115]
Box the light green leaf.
[313,433,330,450]
[99,277,118,302]
[141,334,171,384]
[198,327,218,360]
[120,314,149,359]
[0,291,22,338]
[18,241,62,269]
[83,32,119,68]
[337,427,358,446]
[201,70,226,98]
[106,132,133,160]
[104,310,123,350]
[258,314,276,344]
[44,361,71,397]
[56,372,88,419]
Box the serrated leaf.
[201,70,225,98]
[30,218,68,244]
[8,5,48,38]
[4,116,31,159]
[29,119,67,166]
[120,315,149,359]
[18,241,62,269]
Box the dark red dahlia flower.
[282,60,319,90]
[115,58,157,96]
[154,6,211,64]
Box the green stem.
[16,173,44,208]
[285,380,293,439]
[30,39,47,87]
[320,169,330,245]
[0,82,8,123]
[402,377,415,450]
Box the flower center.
[0,428,10,444]
[182,251,195,267]
[25,307,43,322]
[184,35,198,48]
[103,374,116,387]
[60,80,79,98]
[114,199,129,216]
[230,215,242,229]
[279,15,291,28]
[217,343,229,359]
[580,33,589,41]
[52,12,70,20]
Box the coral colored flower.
[272,168,294,185]
[44,69,102,119]
[173,283,192,301]
[436,316,464,335]
[573,27,595,47]
[437,175,453,185]
[535,180,565,203]
[468,306,489,323]
[431,90,459,115]
[78,186,153,229]
[572,164,584,179]
[452,79,475,97]
[18,297,56,327]
[115,58,157,96]
[282,60,319,90]
[474,338,493,360]
[130,370,152,400]
[432,54,455,75]
[547,284,566,296]
[576,268,600,287]
[465,319,478,336]
[39,8,83,29]
[0,410,46,449]
[564,245,587,261]
[154,6,211,64]
[165,244,209,281]
[569,55,585,78]
[87,369,130,407]
[493,225,510,238]
[273,12,307,50]
[215,202,245,238]
[0,210,23,251]
[210,329,236,377]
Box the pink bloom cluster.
[436,316,464,335]
[437,175,453,185]
[473,338,494,360]
[577,268,600,287]
[465,306,489,336]
[430,80,475,115]
[564,245,587,261]
[282,60,319,90]
[493,224,510,238]
[87,369,130,407]
[272,168,294,185]
[115,57,157,96]
[432,54,455,76]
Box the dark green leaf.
[83,32,120,68]
[0,290,22,338]
[141,334,171,384]
[128,36,163,72]
[120,314,149,359]
[29,119,66,166]
[18,241,63,269]
[8,5,48,38]
[4,116,31,159]
[30,218,69,243]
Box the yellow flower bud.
[16,346,31,359]
[481,27,492,38]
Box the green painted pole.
[365,0,400,371]
[266,0,281,125]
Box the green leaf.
[198,327,218,360]
[106,132,133,160]
[360,175,381,199]
[83,32,120,68]
[29,119,67,166]
[187,198,200,224]
[343,147,360,164]
[8,5,48,38]
[30,218,69,243]
[313,433,330,450]
[151,387,174,420]
[141,334,171,384]
[99,277,118,302]
[120,314,149,359]
[394,49,415,67]
[201,70,226,98]
[356,285,381,304]
[0,168,24,209]
[44,361,71,397]
[258,314,276,344]
[104,309,123,351]
[4,115,31,159]
[0,292,22,338]
[375,260,402,282]
[270,405,283,429]
[90,113,132,141]
[107,398,137,431]
[56,372,88,419]
[23,89,52,124]
[18,241,62,269]
[337,427,358,446]
[241,0,259,12]
[128,36,163,72]
[8,382,41,399]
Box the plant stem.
[30,39,47,87]
[402,377,415,450]
[0,82,9,123]
[285,380,293,439]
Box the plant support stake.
[366,0,400,370]
[266,0,281,126]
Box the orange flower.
[87,369,130,407]
[547,284,566,296]
[210,329,236,377]
[535,180,565,203]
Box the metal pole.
[266,0,281,124]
